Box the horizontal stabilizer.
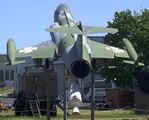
[46,26,84,35]
[83,26,118,34]
[46,25,118,35]
[123,60,144,66]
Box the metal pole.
[63,65,67,120]
[132,66,136,89]
[91,68,95,120]
[91,58,96,120]
[64,84,67,120]
[47,70,51,120]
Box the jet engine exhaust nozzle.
[71,60,90,78]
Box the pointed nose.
[56,3,70,12]
[54,3,73,24]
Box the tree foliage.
[100,9,149,87]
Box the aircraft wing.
[87,39,129,59]
[16,40,56,59]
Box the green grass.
[0,108,148,120]
[0,86,14,95]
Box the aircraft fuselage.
[50,4,91,78]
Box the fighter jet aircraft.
[6,4,133,77]
[6,3,138,114]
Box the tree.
[100,9,149,87]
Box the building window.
[0,70,4,82]
[10,70,14,81]
[5,70,9,80]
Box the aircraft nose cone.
[56,3,70,12]
[54,3,73,24]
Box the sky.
[0,0,149,53]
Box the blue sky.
[0,0,149,53]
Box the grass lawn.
[0,108,148,120]
[0,86,14,95]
